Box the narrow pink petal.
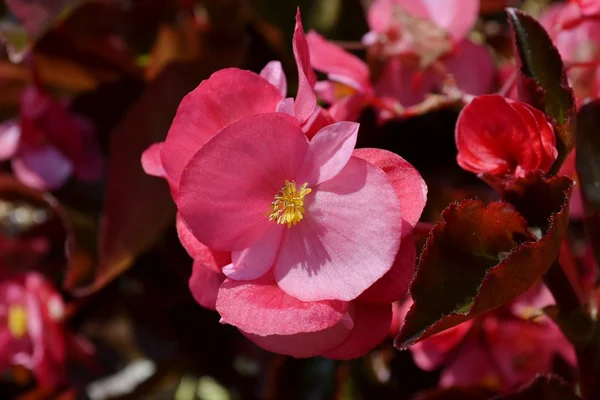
[12,146,73,191]
[328,94,366,122]
[260,61,288,98]
[241,317,352,358]
[322,301,392,360]
[358,234,416,303]
[141,142,166,177]
[216,277,349,336]
[161,68,283,197]
[0,120,20,161]
[275,156,402,302]
[293,10,318,125]
[305,31,371,90]
[178,113,309,251]
[444,40,494,96]
[189,261,225,310]
[277,97,296,116]
[314,81,337,104]
[224,225,284,280]
[353,148,427,232]
[302,107,335,139]
[296,122,359,186]
[175,213,230,271]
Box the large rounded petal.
[274,156,402,302]
[189,261,225,310]
[353,148,427,232]
[358,235,416,303]
[12,146,73,191]
[296,121,359,186]
[306,31,371,91]
[179,113,309,251]
[176,214,230,272]
[322,301,392,360]
[161,68,283,196]
[242,317,352,358]
[216,277,349,336]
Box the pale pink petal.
[161,68,283,196]
[323,301,392,360]
[216,277,349,336]
[296,122,359,186]
[242,316,352,358]
[353,148,427,233]
[175,213,230,271]
[293,10,318,125]
[358,234,416,303]
[374,58,437,108]
[367,0,394,33]
[302,107,335,139]
[306,31,371,91]
[314,81,337,104]
[12,146,73,191]
[189,261,225,310]
[260,61,288,98]
[0,120,20,161]
[178,113,309,251]
[224,225,284,280]
[444,40,495,96]
[141,142,166,178]
[277,97,296,116]
[275,156,402,301]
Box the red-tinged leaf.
[495,375,579,400]
[395,174,572,349]
[0,0,86,62]
[507,8,575,167]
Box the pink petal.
[302,106,335,139]
[444,40,495,96]
[0,120,20,161]
[216,277,349,336]
[141,142,166,177]
[189,261,225,310]
[241,317,352,358]
[353,148,427,232]
[439,338,499,389]
[367,0,394,33]
[322,301,392,360]
[374,58,437,108]
[358,234,416,303]
[293,10,318,125]
[260,61,288,98]
[175,213,230,271]
[178,113,309,251]
[12,146,73,191]
[274,156,402,301]
[411,321,473,371]
[417,0,479,42]
[328,94,367,122]
[224,225,284,280]
[296,121,359,186]
[161,68,283,197]
[305,31,371,91]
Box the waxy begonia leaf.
[496,375,579,400]
[396,174,572,348]
[507,8,575,166]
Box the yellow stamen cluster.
[268,180,312,228]
[8,305,27,339]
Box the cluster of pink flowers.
[394,286,575,392]
[308,0,494,122]
[0,271,94,389]
[142,11,428,359]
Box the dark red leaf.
[507,8,575,167]
[395,174,572,348]
[495,375,579,400]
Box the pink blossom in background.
[0,272,94,389]
[305,0,495,122]
[540,0,600,105]
[395,285,576,393]
[455,94,558,180]
[0,84,104,191]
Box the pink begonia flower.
[176,114,427,358]
[0,272,94,389]
[540,0,600,105]
[305,0,494,122]
[0,85,104,191]
[141,10,327,198]
[394,285,575,393]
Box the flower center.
[8,305,27,339]
[268,180,312,228]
